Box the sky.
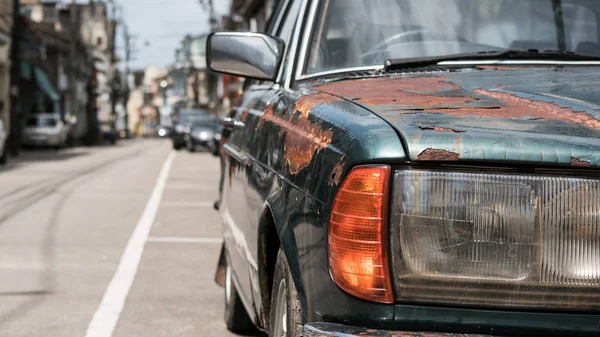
[116,0,231,70]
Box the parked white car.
[22,114,70,149]
[0,119,7,164]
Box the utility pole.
[69,0,78,146]
[86,0,97,145]
[8,0,20,156]
[122,24,131,133]
[109,0,118,134]
[199,0,218,31]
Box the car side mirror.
[207,32,284,81]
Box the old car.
[22,113,70,149]
[208,0,600,336]
[184,115,219,153]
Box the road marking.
[160,201,214,208]
[84,151,176,337]
[147,237,222,244]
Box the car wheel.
[224,253,255,333]
[172,143,182,150]
[0,141,7,165]
[186,141,195,153]
[269,249,303,337]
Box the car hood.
[315,66,600,168]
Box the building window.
[97,37,103,46]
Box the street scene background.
[0,0,280,336]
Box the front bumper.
[302,322,493,337]
[22,136,61,146]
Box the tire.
[0,140,7,165]
[186,140,196,153]
[269,249,304,337]
[172,143,182,150]
[224,253,255,333]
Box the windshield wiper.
[383,49,600,71]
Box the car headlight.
[175,124,185,133]
[194,131,213,140]
[390,170,600,311]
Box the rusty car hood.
[315,67,600,167]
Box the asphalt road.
[0,139,255,337]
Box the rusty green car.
[208,0,600,336]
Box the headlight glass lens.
[391,170,600,311]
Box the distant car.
[100,122,117,145]
[171,107,208,150]
[22,114,69,149]
[184,116,218,153]
[0,119,7,164]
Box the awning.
[34,67,60,102]
[20,62,32,81]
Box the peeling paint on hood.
[316,67,600,167]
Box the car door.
[221,84,270,308]
[220,0,305,316]
[239,0,306,317]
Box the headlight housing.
[390,170,600,311]
[175,124,185,133]
[194,131,213,140]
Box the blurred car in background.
[0,119,7,164]
[171,107,208,150]
[184,115,218,153]
[100,122,117,145]
[22,114,69,149]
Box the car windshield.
[26,116,57,127]
[177,108,208,123]
[305,0,600,74]
[191,116,217,128]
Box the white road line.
[147,237,223,244]
[84,151,176,337]
[160,201,214,208]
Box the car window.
[26,117,57,127]
[305,0,600,74]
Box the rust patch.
[240,109,250,121]
[418,125,466,133]
[476,65,537,71]
[257,103,275,128]
[418,148,459,161]
[317,76,468,107]
[429,89,600,130]
[571,157,592,167]
[295,93,340,119]
[329,156,345,186]
[496,84,508,89]
[259,93,341,175]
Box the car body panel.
[221,69,600,336]
[215,1,600,336]
[316,67,600,167]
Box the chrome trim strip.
[293,0,319,84]
[274,0,291,84]
[297,65,385,81]
[439,60,600,66]
[224,143,250,166]
[283,0,310,89]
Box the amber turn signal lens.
[328,165,393,304]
